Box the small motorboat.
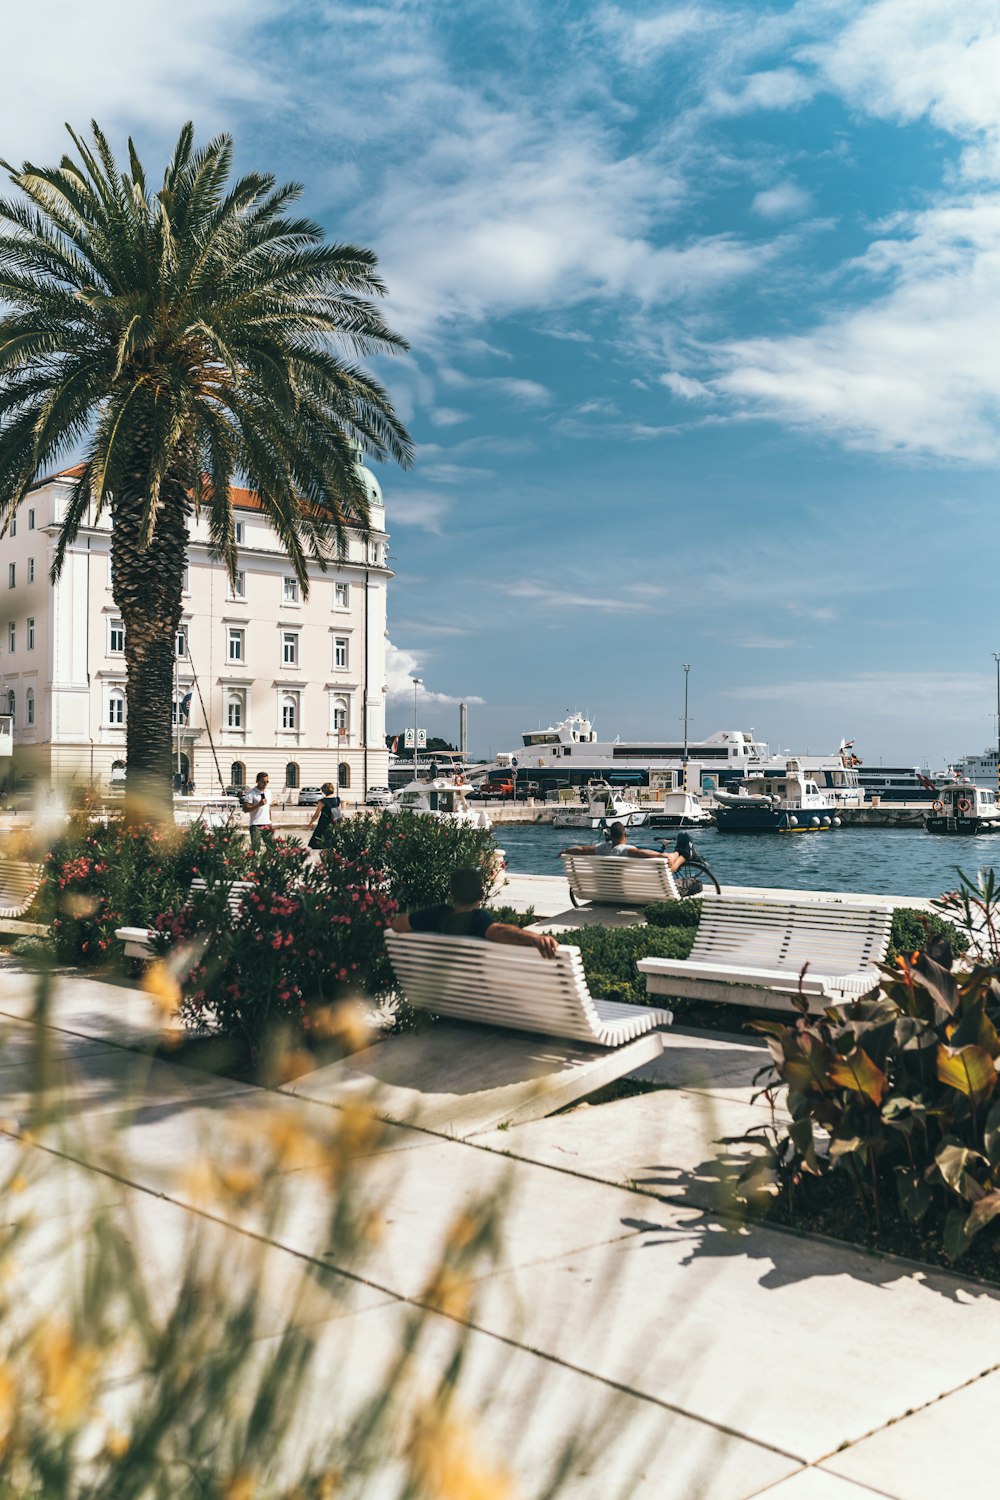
[388,778,492,829]
[925,782,1000,835]
[552,781,648,829]
[644,789,712,829]
[715,760,842,833]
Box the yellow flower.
[105,1429,130,1458]
[444,1211,482,1254]
[225,1471,256,1500]
[333,1101,382,1158]
[421,1267,473,1321]
[0,1363,16,1447]
[33,1322,101,1429]
[311,1000,373,1053]
[142,962,182,1019]
[408,1403,516,1500]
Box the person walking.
[307,782,343,851]
[242,771,275,852]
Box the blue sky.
[9,0,1000,764]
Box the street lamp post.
[412,677,422,778]
[682,662,691,792]
[993,654,1000,796]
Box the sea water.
[497,823,1000,900]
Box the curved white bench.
[385,929,673,1046]
[638,892,892,1012]
[0,859,43,919]
[561,853,681,908]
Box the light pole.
[412,677,422,778]
[682,663,691,792]
[993,654,1000,795]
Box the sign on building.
[403,728,427,749]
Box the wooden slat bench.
[561,853,681,908]
[385,929,673,1046]
[115,877,255,961]
[0,859,43,919]
[638,892,893,1012]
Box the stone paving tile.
[179,1298,800,1500]
[632,1026,779,1105]
[823,1366,1000,1499]
[0,1015,120,1064]
[474,1084,777,1216]
[755,1472,890,1499]
[0,1046,254,1127]
[463,1210,1000,1463]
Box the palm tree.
[0,122,412,819]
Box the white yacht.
[389,777,492,829]
[503,714,862,806]
[552,781,648,830]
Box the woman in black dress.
[307,782,343,851]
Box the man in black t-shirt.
[390,867,559,958]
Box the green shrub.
[560,925,696,1007]
[43,820,254,965]
[888,905,968,962]
[487,904,536,929]
[318,810,501,911]
[642,899,703,930]
[152,843,397,1056]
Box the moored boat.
[552,781,648,829]
[715,760,842,833]
[644,789,711,829]
[389,778,492,829]
[925,782,1000,835]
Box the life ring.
[958,797,972,814]
[932,800,943,812]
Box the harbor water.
[498,823,1000,900]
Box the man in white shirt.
[242,771,275,851]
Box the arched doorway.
[230,761,246,789]
[285,762,299,789]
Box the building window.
[6,690,13,724]
[25,689,34,727]
[230,569,246,600]
[230,761,246,789]
[282,631,299,667]
[283,576,300,604]
[285,761,299,789]
[9,518,14,539]
[338,761,351,789]
[26,618,34,651]
[108,690,125,726]
[335,582,349,609]
[110,618,125,654]
[235,521,245,545]
[281,694,298,730]
[228,628,244,663]
[7,623,13,654]
[27,558,34,584]
[181,563,190,592]
[27,509,34,530]
[7,564,14,588]
[334,636,349,670]
[226,692,244,730]
[175,626,187,658]
[333,697,348,733]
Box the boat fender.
[958,798,972,814]
[821,816,831,827]
[788,815,798,827]
[810,816,820,827]
[832,817,841,827]
[932,800,944,812]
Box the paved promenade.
[0,956,995,1497]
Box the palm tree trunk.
[112,473,191,825]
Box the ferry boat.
[552,781,648,830]
[857,766,943,804]
[715,760,842,833]
[951,747,1000,791]
[925,782,1000,835]
[389,778,492,829]
[500,714,862,806]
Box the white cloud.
[725,670,991,720]
[752,182,811,219]
[385,640,484,706]
[594,4,716,66]
[428,408,471,428]
[707,67,815,117]
[388,490,451,533]
[504,580,667,614]
[0,0,278,161]
[660,371,714,400]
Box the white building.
[0,449,391,799]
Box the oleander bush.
[317,810,501,910]
[42,820,253,965]
[151,841,397,1055]
[739,871,1000,1262]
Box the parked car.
[366,786,395,807]
[297,786,324,807]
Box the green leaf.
[963,1189,1000,1244]
[895,1166,932,1225]
[984,1100,1000,1166]
[944,1207,972,1263]
[936,1044,998,1103]
[829,1046,888,1105]
[930,1139,986,1198]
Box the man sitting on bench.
[390,867,560,959]
[560,823,695,869]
